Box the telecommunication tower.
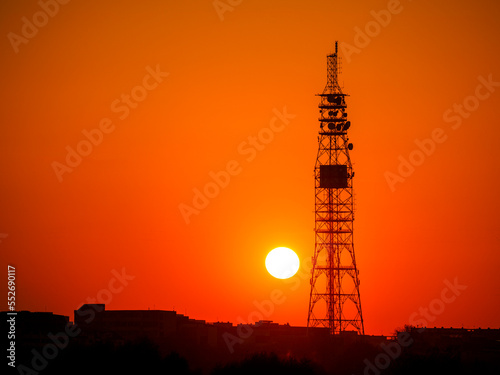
[307,42,364,335]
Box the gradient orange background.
[1,0,499,335]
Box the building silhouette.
[3,307,499,374]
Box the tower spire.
[322,42,343,96]
[307,41,364,335]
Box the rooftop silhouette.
[3,307,499,374]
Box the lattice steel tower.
[307,42,364,335]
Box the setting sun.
[265,247,300,279]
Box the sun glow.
[265,247,300,279]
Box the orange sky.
[1,0,499,335]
